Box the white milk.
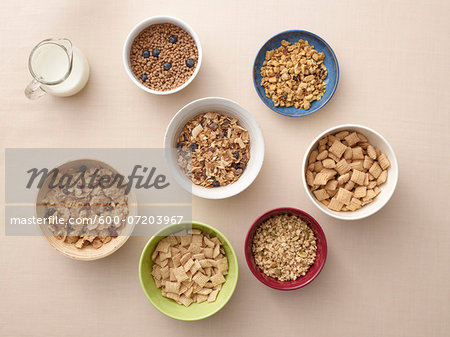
[34,44,90,97]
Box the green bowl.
[139,221,239,321]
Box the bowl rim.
[34,158,138,261]
[301,124,399,220]
[138,221,239,321]
[122,15,202,95]
[163,96,265,199]
[244,207,327,290]
[252,29,339,117]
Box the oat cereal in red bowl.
[123,16,202,95]
[244,207,327,290]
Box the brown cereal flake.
[322,158,336,169]
[344,180,355,191]
[336,187,353,205]
[367,145,377,160]
[344,132,360,147]
[325,179,338,191]
[335,159,352,175]
[328,198,344,211]
[377,170,388,185]
[378,153,391,170]
[354,186,367,198]
[313,189,330,201]
[316,150,328,161]
[337,172,351,185]
[369,162,383,179]
[329,140,347,158]
[351,169,366,186]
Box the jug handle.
[25,79,46,100]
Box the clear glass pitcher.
[25,38,90,99]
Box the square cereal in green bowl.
[139,221,238,321]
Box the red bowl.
[244,207,327,290]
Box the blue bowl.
[253,30,339,117]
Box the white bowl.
[123,16,202,95]
[164,97,265,199]
[302,124,398,220]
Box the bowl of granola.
[35,159,138,261]
[302,124,398,220]
[244,207,327,290]
[164,97,265,199]
[253,30,339,117]
[139,221,239,321]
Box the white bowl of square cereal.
[164,97,265,199]
[302,124,398,220]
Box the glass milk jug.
[25,38,90,99]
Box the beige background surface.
[1,0,449,336]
